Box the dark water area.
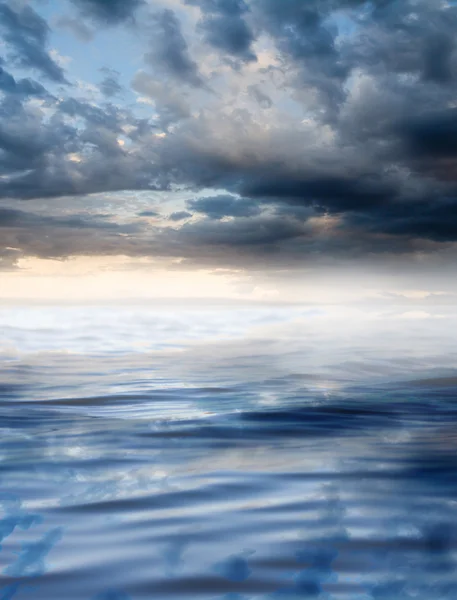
[1,305,457,599]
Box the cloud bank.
[1,0,457,276]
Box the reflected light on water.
[1,304,457,599]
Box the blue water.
[1,304,457,599]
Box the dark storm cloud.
[345,0,457,85]
[186,0,256,63]
[252,0,349,119]
[255,0,338,66]
[400,108,457,160]
[0,2,67,83]
[349,194,457,243]
[145,10,203,87]
[187,195,262,219]
[249,0,457,121]
[70,0,144,25]
[0,88,160,200]
[170,213,308,247]
[148,210,424,270]
[3,0,457,267]
[0,95,66,178]
[241,175,396,213]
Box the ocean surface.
[1,303,457,600]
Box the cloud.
[0,206,144,266]
[58,97,122,130]
[2,0,457,272]
[187,195,262,219]
[169,211,192,221]
[170,213,308,247]
[352,195,457,243]
[0,66,50,97]
[145,9,204,87]
[186,0,256,63]
[99,68,123,97]
[138,210,160,217]
[0,2,67,83]
[344,0,457,85]
[400,108,457,161]
[248,85,272,109]
[131,71,191,128]
[251,0,348,119]
[70,0,145,25]
[0,89,161,200]
[0,207,127,231]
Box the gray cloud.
[0,206,145,267]
[345,0,457,85]
[175,213,307,247]
[169,211,192,221]
[400,108,457,162]
[70,0,144,25]
[0,90,161,199]
[145,10,203,87]
[131,71,192,129]
[138,210,160,217]
[2,0,457,271]
[0,2,67,83]
[252,0,348,120]
[0,207,128,231]
[99,68,123,97]
[186,0,256,63]
[248,85,272,109]
[187,195,262,219]
[0,66,50,97]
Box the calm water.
[1,304,457,600]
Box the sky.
[1,0,457,302]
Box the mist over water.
[1,303,457,599]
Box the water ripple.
[2,306,457,598]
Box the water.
[1,304,457,599]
